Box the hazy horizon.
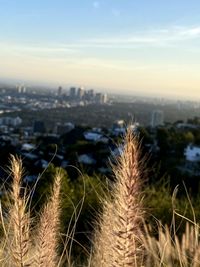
[1,77,199,102]
[1,0,200,100]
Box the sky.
[1,0,200,99]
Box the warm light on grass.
[0,133,199,267]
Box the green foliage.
[34,163,107,261]
[183,131,194,143]
[69,141,95,155]
[33,164,70,212]
[27,161,200,263]
[144,181,173,226]
[139,126,153,144]
[22,160,200,257]
[187,116,200,125]
[60,174,107,252]
[144,181,200,235]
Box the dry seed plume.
[0,156,65,267]
[91,128,144,267]
[34,169,63,267]
[142,222,200,267]
[6,155,30,267]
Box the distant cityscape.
[1,82,200,133]
[0,82,200,193]
[1,84,108,110]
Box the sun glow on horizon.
[0,0,200,99]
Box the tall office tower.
[22,86,26,93]
[88,89,95,99]
[57,86,62,97]
[77,87,84,99]
[151,110,164,127]
[69,87,76,99]
[95,93,107,104]
[95,93,102,104]
[17,85,22,93]
[102,93,108,104]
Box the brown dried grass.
[0,156,63,267]
[142,222,200,267]
[0,133,199,267]
[4,155,31,267]
[33,170,63,267]
[90,128,145,267]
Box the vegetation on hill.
[0,129,200,266]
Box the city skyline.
[1,0,200,99]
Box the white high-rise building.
[95,93,108,104]
[151,110,164,127]
[102,93,108,104]
[77,87,84,99]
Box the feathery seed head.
[91,127,145,267]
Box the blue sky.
[1,0,200,99]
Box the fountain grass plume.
[0,156,64,267]
[90,128,145,267]
[5,155,31,267]
[34,169,63,267]
[142,222,200,267]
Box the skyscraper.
[77,87,84,99]
[95,93,108,104]
[57,86,62,97]
[69,87,76,99]
[151,110,164,127]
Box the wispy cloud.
[83,26,200,48]
[177,26,200,37]
[1,25,200,61]
[0,42,78,58]
[71,57,150,71]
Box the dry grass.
[33,170,62,267]
[142,222,200,267]
[0,131,199,267]
[0,155,63,267]
[90,128,145,267]
[89,129,200,267]
[3,155,31,267]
